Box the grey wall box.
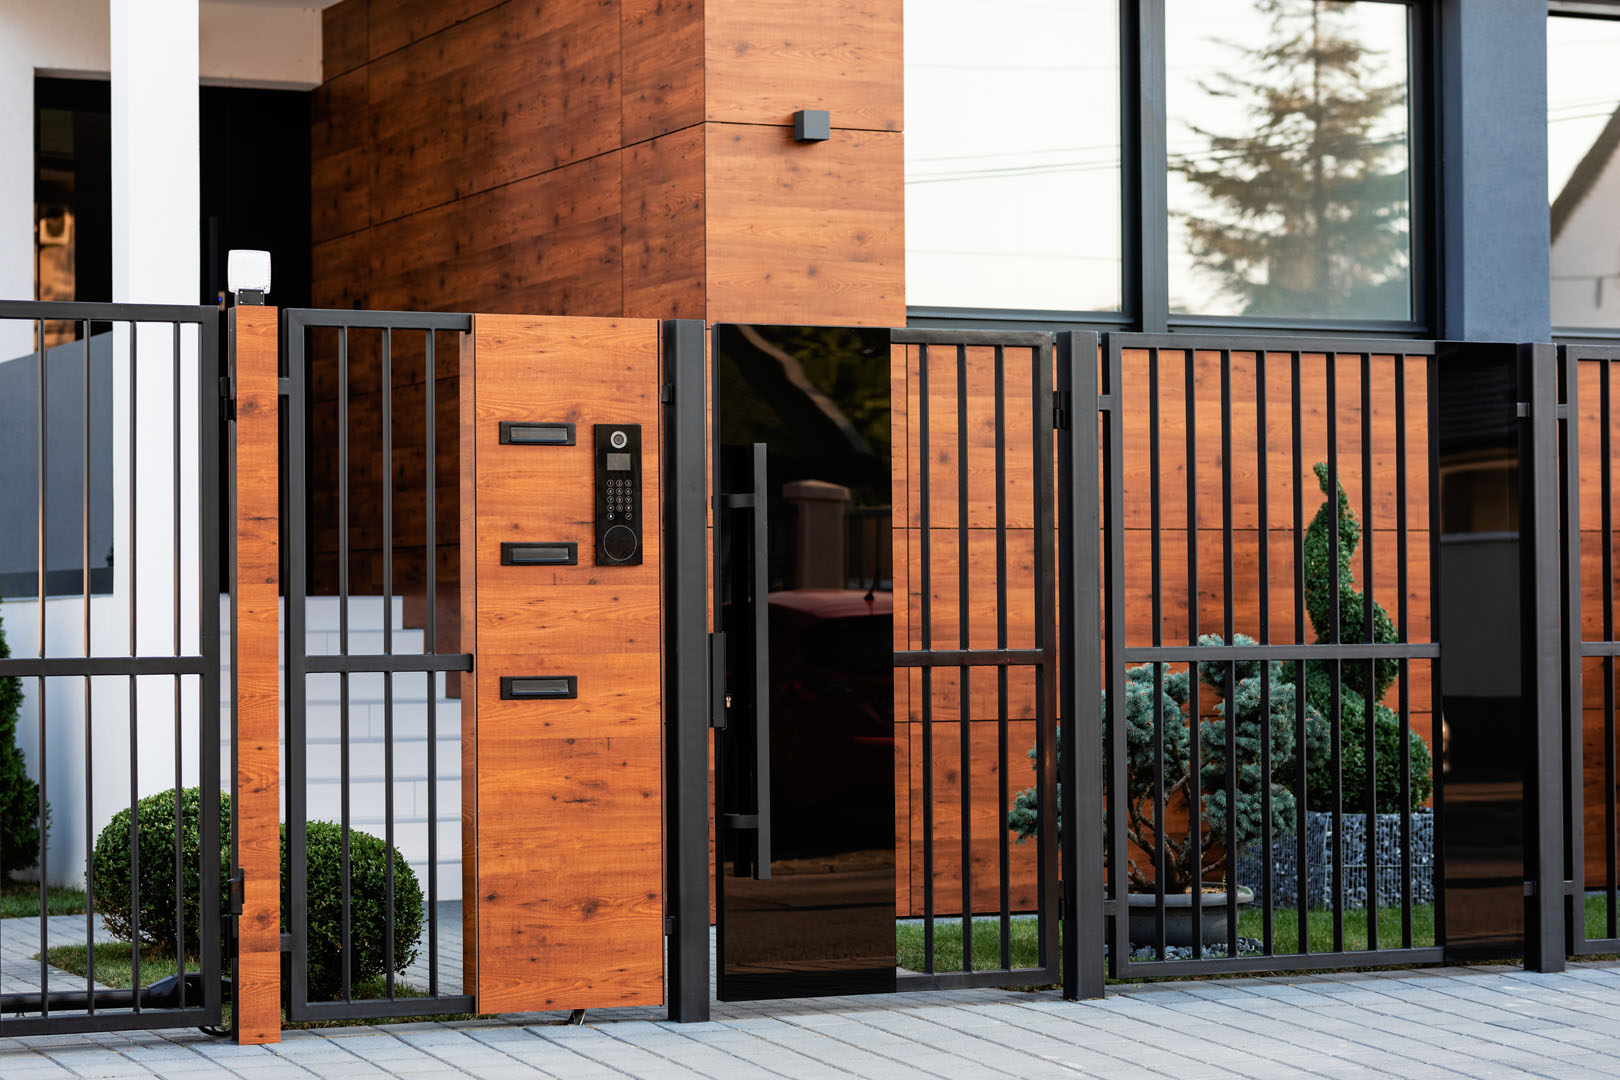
[793,110,830,142]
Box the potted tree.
[1011,638,1324,948]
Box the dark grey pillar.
[1437,2,1552,341]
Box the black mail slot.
[500,675,578,700]
[501,541,578,566]
[500,421,575,446]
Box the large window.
[904,0,1422,330]
[904,0,1121,314]
[1548,12,1620,331]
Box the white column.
[106,0,202,864]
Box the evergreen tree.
[0,614,43,880]
[1175,0,1409,318]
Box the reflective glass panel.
[904,0,1121,312]
[1166,0,1413,321]
[1549,15,1620,330]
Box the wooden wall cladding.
[705,125,904,327]
[623,0,704,143]
[468,314,664,1013]
[704,0,902,131]
[622,126,706,320]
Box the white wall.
[1551,148,1620,330]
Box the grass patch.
[40,942,490,1028]
[1,883,88,919]
[897,917,1046,974]
[1237,903,1436,953]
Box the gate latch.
[227,871,245,917]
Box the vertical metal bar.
[1292,352,1308,952]
[425,330,439,996]
[1396,355,1413,948]
[956,344,972,971]
[382,327,396,998]
[128,320,140,1003]
[1103,338,1129,978]
[1185,348,1202,956]
[1221,351,1237,958]
[172,322,185,1006]
[1607,357,1619,938]
[1059,331,1105,1000]
[1256,350,1272,955]
[1361,352,1377,953]
[196,310,222,1019]
[1327,352,1343,953]
[919,342,934,973]
[286,317,309,1013]
[1150,348,1166,957]
[1561,344,1583,955]
[1427,355,1446,952]
[36,319,48,1013]
[1032,339,1058,978]
[994,344,1011,971]
[83,320,95,1009]
[338,326,352,1002]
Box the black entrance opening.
[713,324,898,1001]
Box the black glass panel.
[714,324,897,1000]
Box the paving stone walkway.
[1,961,1618,1079]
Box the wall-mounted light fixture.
[793,109,830,142]
[227,249,272,306]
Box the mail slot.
[499,421,575,446]
[501,541,578,566]
[500,675,579,700]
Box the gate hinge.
[1523,880,1537,898]
[1052,391,1071,430]
[665,915,677,937]
[1516,402,1530,419]
[227,870,245,917]
[660,383,674,404]
[709,632,728,729]
[219,375,236,421]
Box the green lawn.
[898,896,1617,974]
[41,942,487,1028]
[1,883,87,919]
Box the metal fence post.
[1058,331,1105,1000]
[663,319,711,1021]
[1523,341,1568,973]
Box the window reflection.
[1166,0,1413,321]
[1549,15,1620,330]
[904,0,1120,312]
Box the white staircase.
[221,596,463,902]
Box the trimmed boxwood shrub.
[92,787,231,956]
[0,613,45,879]
[283,820,423,1001]
[94,787,423,1001]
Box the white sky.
[907,2,1611,318]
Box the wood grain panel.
[366,0,504,60]
[704,0,903,131]
[322,0,369,81]
[310,229,371,311]
[232,306,281,1044]
[471,314,663,1012]
[622,125,706,320]
[311,67,371,245]
[622,0,704,143]
[705,124,904,327]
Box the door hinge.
[660,383,674,404]
[219,375,236,421]
[227,870,245,917]
[709,632,728,729]
[665,915,677,936]
[1053,390,1070,430]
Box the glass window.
[1549,14,1620,330]
[904,0,1121,312]
[1165,0,1413,321]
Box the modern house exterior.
[4,0,1620,1044]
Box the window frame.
[907,0,1438,339]
[1548,1,1620,343]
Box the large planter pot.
[1127,886,1254,948]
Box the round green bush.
[284,820,423,1001]
[92,787,231,956]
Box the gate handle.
[746,442,771,880]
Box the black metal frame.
[891,327,1063,992]
[1559,343,1620,958]
[0,300,223,1036]
[1098,331,1445,979]
[908,0,1438,340]
[282,308,474,1022]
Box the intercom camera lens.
[610,430,628,449]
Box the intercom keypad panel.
[594,423,643,564]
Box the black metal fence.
[891,328,1061,990]
[282,309,472,1021]
[1093,333,1444,978]
[1560,343,1620,958]
[0,300,223,1035]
